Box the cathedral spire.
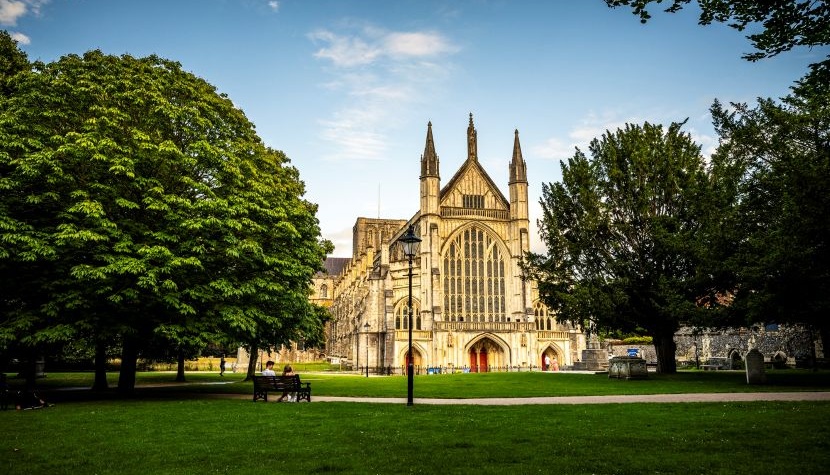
[467,113,477,162]
[420,121,439,178]
[509,129,527,184]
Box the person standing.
[543,354,551,371]
[219,355,226,376]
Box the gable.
[439,159,509,212]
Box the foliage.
[0,42,329,390]
[708,80,830,345]
[622,336,653,344]
[605,0,830,83]
[528,121,717,373]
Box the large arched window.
[442,226,506,322]
[395,301,421,330]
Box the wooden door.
[479,350,488,373]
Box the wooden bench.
[252,375,311,403]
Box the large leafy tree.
[709,79,830,352]
[605,0,830,84]
[528,122,716,373]
[0,43,329,391]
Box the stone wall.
[605,325,821,365]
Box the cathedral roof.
[320,257,351,277]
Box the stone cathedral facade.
[319,115,586,372]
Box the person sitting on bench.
[276,364,296,402]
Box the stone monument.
[572,334,609,371]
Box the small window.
[463,194,484,209]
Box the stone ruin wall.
[605,325,822,365]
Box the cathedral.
[316,115,586,373]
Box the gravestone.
[745,348,766,385]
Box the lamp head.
[399,225,421,258]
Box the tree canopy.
[605,0,830,84]
[708,79,830,350]
[0,37,330,390]
[528,122,715,373]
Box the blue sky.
[4,0,825,256]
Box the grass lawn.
[2,370,829,474]
[19,367,830,398]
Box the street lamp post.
[364,322,370,378]
[398,225,421,406]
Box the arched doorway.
[404,347,423,374]
[541,347,560,371]
[468,336,506,372]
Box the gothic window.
[395,300,421,330]
[534,301,554,331]
[320,284,328,298]
[443,226,506,322]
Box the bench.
[252,375,311,403]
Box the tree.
[528,122,716,373]
[0,30,29,98]
[605,0,830,84]
[0,48,329,392]
[708,79,830,353]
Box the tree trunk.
[175,349,186,382]
[92,340,108,391]
[21,351,37,390]
[117,335,138,394]
[653,329,678,374]
[245,343,258,381]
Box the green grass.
[3,370,829,474]
[17,368,830,399]
[2,398,829,474]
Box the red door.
[479,350,488,373]
[469,351,477,372]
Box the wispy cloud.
[309,23,459,161]
[11,30,29,44]
[0,0,47,25]
[267,1,279,12]
[1,0,49,45]
[0,0,27,25]
[533,110,715,161]
[533,111,639,161]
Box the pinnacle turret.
[509,129,527,184]
[420,121,439,178]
